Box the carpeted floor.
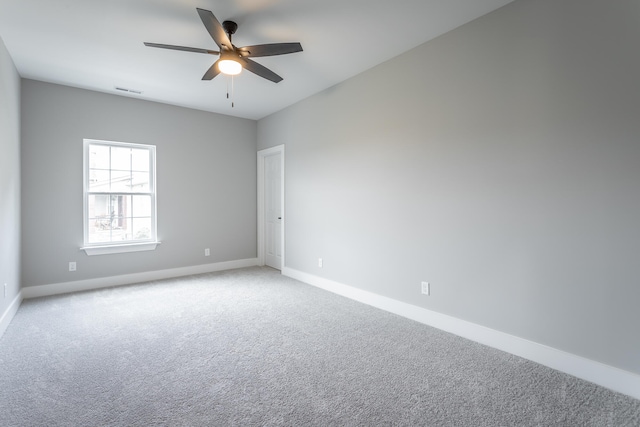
[0,266,638,426]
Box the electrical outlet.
[69,262,76,272]
[205,248,210,256]
[421,281,430,296]
[318,258,323,268]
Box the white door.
[264,151,282,269]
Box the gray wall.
[258,0,640,374]
[21,80,257,287]
[0,36,21,315]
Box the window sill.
[81,241,161,256]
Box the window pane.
[109,195,128,241]
[88,194,111,220]
[112,195,130,224]
[131,149,149,172]
[88,194,113,243]
[89,144,109,170]
[88,169,110,192]
[131,172,150,192]
[111,146,131,171]
[133,218,152,240]
[88,231,110,244]
[109,219,131,242]
[132,195,151,217]
[123,195,132,217]
[111,170,132,192]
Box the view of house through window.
[84,139,156,246]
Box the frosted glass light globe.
[218,59,242,75]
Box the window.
[82,139,159,255]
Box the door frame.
[257,144,285,268]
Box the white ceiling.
[0,0,514,120]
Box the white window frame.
[81,139,160,256]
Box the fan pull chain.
[224,76,235,108]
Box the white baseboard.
[0,291,23,338]
[22,258,259,299]
[282,267,640,401]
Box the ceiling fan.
[144,8,303,84]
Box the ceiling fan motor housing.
[222,20,238,36]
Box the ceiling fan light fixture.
[218,59,242,75]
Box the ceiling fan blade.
[202,60,221,80]
[144,42,219,55]
[238,42,303,58]
[237,58,283,83]
[196,8,233,51]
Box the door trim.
[257,145,285,268]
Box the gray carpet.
[0,267,638,426]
